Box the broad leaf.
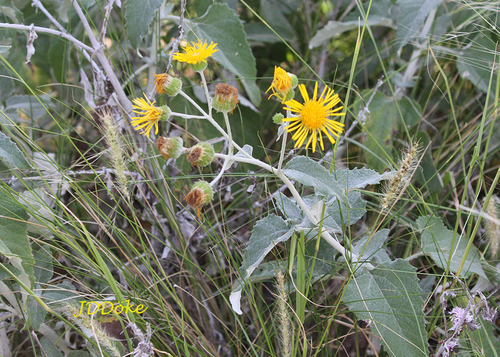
[190,3,261,106]
[414,132,443,193]
[457,34,498,93]
[260,0,296,43]
[274,191,303,222]
[343,259,428,357]
[417,216,487,279]
[334,167,385,191]
[283,157,348,204]
[310,16,395,48]
[352,229,391,263]
[40,337,64,357]
[0,191,34,288]
[125,0,163,48]
[396,0,445,50]
[230,214,295,314]
[0,45,10,53]
[0,131,31,170]
[33,245,53,285]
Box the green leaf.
[230,214,295,314]
[0,131,31,170]
[352,229,391,263]
[417,216,487,279]
[283,157,348,204]
[18,189,55,237]
[310,16,395,48]
[462,318,500,357]
[274,191,303,222]
[343,259,428,357]
[125,0,163,48]
[396,0,445,50]
[0,191,34,289]
[305,191,366,233]
[29,293,47,331]
[67,352,92,357]
[42,281,79,306]
[33,245,53,285]
[334,167,385,191]
[40,336,64,357]
[0,45,10,53]
[190,3,261,106]
[457,34,498,93]
[260,0,296,42]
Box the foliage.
[0,0,499,356]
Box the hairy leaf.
[417,216,487,279]
[343,259,428,357]
[396,0,445,50]
[0,191,34,289]
[230,214,294,314]
[310,16,395,48]
[0,131,31,170]
[125,0,163,48]
[283,157,348,204]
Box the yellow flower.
[131,96,171,138]
[173,40,218,71]
[283,82,345,153]
[266,66,293,102]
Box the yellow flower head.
[283,82,345,153]
[173,40,218,71]
[267,66,294,102]
[131,95,171,138]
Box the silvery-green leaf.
[0,190,34,289]
[417,216,487,279]
[0,131,31,170]
[310,16,395,49]
[230,214,295,314]
[343,259,428,357]
[18,189,55,237]
[352,229,391,263]
[273,191,302,221]
[0,45,10,53]
[323,191,367,232]
[125,0,163,47]
[335,167,385,191]
[396,0,445,50]
[283,157,348,204]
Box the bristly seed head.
[381,141,421,210]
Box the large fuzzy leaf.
[343,259,428,357]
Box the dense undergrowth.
[0,0,499,356]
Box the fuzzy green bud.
[191,61,208,72]
[273,113,284,124]
[284,89,295,102]
[289,73,298,89]
[187,142,214,167]
[213,83,239,114]
[157,136,184,160]
[154,74,182,96]
[185,180,214,218]
[159,105,172,122]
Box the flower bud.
[212,83,239,114]
[191,61,208,73]
[289,73,298,89]
[273,113,284,124]
[185,180,214,218]
[187,142,214,167]
[156,136,184,160]
[154,74,183,96]
[159,105,172,122]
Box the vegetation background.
[0,0,499,356]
